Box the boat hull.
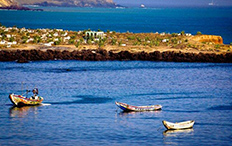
[162,120,195,130]
[115,102,162,112]
[9,94,43,107]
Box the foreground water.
[0,7,232,44]
[0,61,232,145]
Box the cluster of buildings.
[0,26,107,48]
[0,26,78,48]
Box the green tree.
[127,35,135,40]
[136,37,141,42]
[197,31,202,35]
[71,36,76,39]
[54,38,61,45]
[154,40,160,46]
[118,40,122,46]
[87,39,92,44]
[98,39,104,48]
[181,31,185,35]
[215,44,220,49]
[145,36,150,41]
[111,38,117,45]
[75,41,80,48]
[33,35,41,43]
[171,33,178,37]
[79,38,84,44]
[69,39,75,44]
[9,37,14,42]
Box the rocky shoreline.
[0,5,43,11]
[0,49,231,63]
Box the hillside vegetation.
[16,0,116,7]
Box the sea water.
[0,61,232,145]
[0,7,232,44]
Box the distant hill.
[0,0,43,10]
[0,0,17,7]
[15,0,117,7]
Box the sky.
[113,0,232,7]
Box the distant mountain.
[0,0,43,11]
[0,0,17,7]
[15,0,118,7]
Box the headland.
[0,26,231,63]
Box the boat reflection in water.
[9,105,41,118]
[118,109,162,116]
[163,128,194,137]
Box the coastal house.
[20,28,26,32]
[85,31,105,39]
[160,32,166,36]
[54,38,59,41]
[56,29,63,32]
[186,33,192,36]
[63,36,70,41]
[44,42,54,46]
[0,40,6,45]
[162,39,169,43]
[53,33,59,37]
[26,38,34,43]
[6,34,11,38]
[6,41,17,48]
[62,32,68,37]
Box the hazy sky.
[114,0,232,7]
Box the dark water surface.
[0,7,232,43]
[0,61,232,145]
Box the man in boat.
[30,88,39,100]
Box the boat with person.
[115,101,162,112]
[162,120,195,130]
[9,88,43,107]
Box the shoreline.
[0,48,231,63]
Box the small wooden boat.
[9,93,43,107]
[115,101,162,112]
[162,120,195,130]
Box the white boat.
[140,4,145,8]
[208,0,214,6]
[162,120,195,130]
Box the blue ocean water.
[0,7,232,44]
[0,61,232,145]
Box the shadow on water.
[9,105,42,118]
[208,104,232,110]
[155,96,212,101]
[196,122,232,126]
[165,110,201,113]
[50,95,112,105]
[129,91,205,97]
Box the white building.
[6,34,11,38]
[63,36,70,41]
[162,39,169,43]
[0,40,6,45]
[44,42,54,46]
[53,33,59,37]
[85,31,105,39]
[26,38,34,43]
